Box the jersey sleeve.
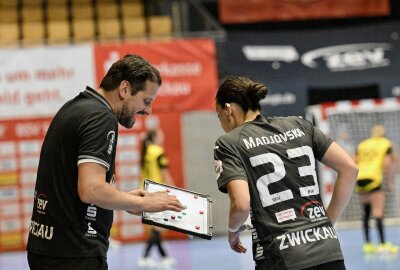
[77,111,118,171]
[298,117,333,161]
[214,137,247,193]
[157,153,169,169]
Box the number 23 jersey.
[214,115,343,270]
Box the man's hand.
[125,189,147,215]
[140,191,184,213]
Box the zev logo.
[36,193,48,215]
[300,200,327,222]
[301,43,391,72]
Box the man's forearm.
[80,181,145,211]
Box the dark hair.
[100,54,162,95]
[216,76,268,112]
[140,129,158,168]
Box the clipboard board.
[142,179,213,240]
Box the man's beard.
[117,104,135,129]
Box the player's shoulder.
[382,137,392,143]
[66,95,114,119]
[268,115,306,123]
[379,137,392,148]
[268,115,312,130]
[358,138,371,148]
[148,144,164,155]
[364,136,391,144]
[215,129,239,147]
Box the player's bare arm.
[77,162,183,212]
[227,180,250,230]
[321,142,358,224]
[384,153,394,192]
[227,179,250,253]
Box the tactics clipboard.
[142,179,213,240]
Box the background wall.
[182,112,229,235]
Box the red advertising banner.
[219,0,390,24]
[93,38,218,113]
[0,117,52,251]
[0,38,218,251]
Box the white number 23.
[249,146,319,207]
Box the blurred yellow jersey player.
[356,127,392,193]
[142,142,169,184]
[356,125,398,254]
[138,128,177,268]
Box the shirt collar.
[83,86,113,111]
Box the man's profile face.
[118,80,160,128]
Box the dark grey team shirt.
[27,86,118,258]
[214,115,343,270]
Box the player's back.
[357,137,391,182]
[215,115,343,269]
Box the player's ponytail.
[246,82,268,111]
[216,76,268,113]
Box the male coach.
[27,54,184,270]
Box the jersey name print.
[242,128,306,150]
[214,115,343,270]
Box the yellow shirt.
[141,144,169,185]
[356,137,392,192]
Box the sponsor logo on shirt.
[85,222,97,237]
[249,209,259,242]
[275,208,296,223]
[29,220,54,240]
[36,192,49,215]
[85,204,97,221]
[300,200,328,222]
[276,226,337,250]
[214,160,223,180]
[242,128,306,150]
[255,243,264,260]
[107,131,116,155]
[84,204,98,237]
